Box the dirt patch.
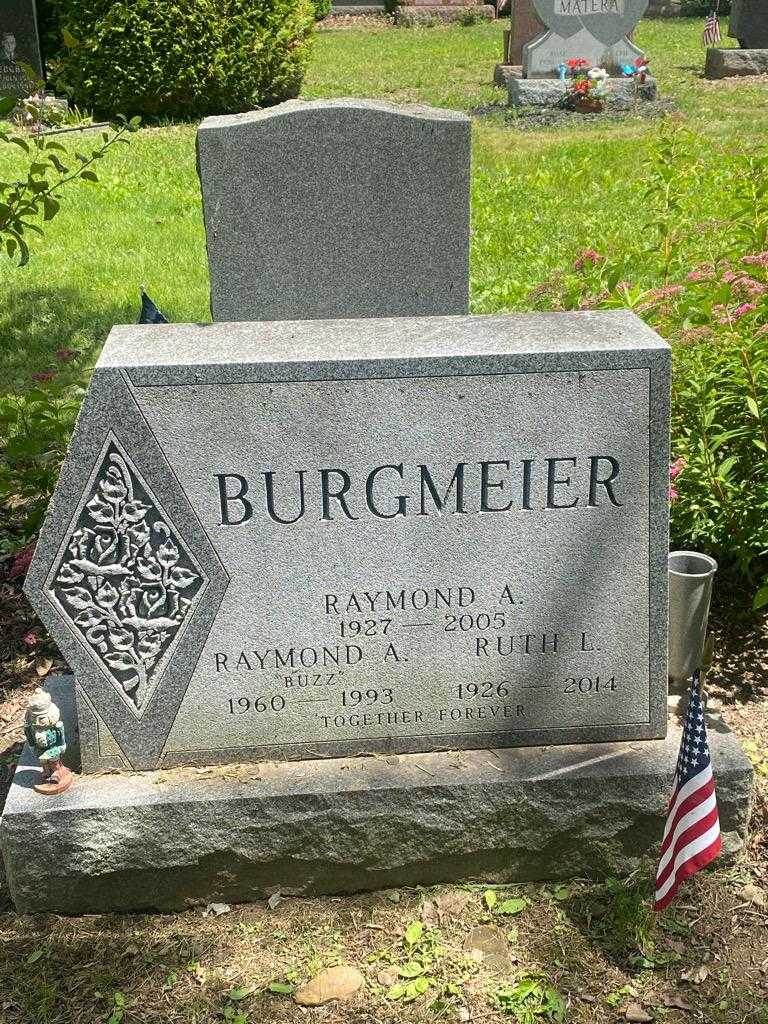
[472,98,679,130]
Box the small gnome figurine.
[24,688,73,795]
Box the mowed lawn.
[1,18,767,392]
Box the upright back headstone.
[197,99,471,323]
[25,310,671,773]
[0,0,43,85]
[508,0,546,64]
[524,0,649,78]
[729,0,768,48]
[0,28,34,98]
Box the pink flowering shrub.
[526,122,768,610]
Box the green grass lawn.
[1,17,767,393]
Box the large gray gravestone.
[524,0,649,77]
[197,99,471,323]
[0,0,43,84]
[729,0,768,48]
[25,310,671,774]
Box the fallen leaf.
[625,1003,653,1022]
[267,892,283,910]
[204,902,231,917]
[434,890,473,918]
[658,993,692,1010]
[681,965,709,984]
[35,657,53,677]
[376,970,396,988]
[739,883,767,909]
[463,926,511,974]
[293,966,364,1006]
[421,899,440,927]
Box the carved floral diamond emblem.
[49,439,207,716]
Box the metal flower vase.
[668,550,718,684]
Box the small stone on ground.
[293,965,365,1005]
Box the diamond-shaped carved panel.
[49,439,207,717]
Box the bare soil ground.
[0,579,766,1024]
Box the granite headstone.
[0,0,43,82]
[25,310,671,773]
[524,0,649,77]
[0,28,34,97]
[197,99,471,323]
[729,0,768,48]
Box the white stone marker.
[25,311,670,771]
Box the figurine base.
[0,677,755,915]
[33,765,74,796]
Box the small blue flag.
[138,289,169,324]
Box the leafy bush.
[528,123,768,610]
[311,0,332,19]
[0,351,89,558]
[678,0,731,14]
[45,0,315,119]
[0,115,135,265]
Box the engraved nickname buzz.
[25,312,671,772]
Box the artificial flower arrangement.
[620,56,650,82]
[557,59,609,113]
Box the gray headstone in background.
[197,99,471,322]
[524,27,644,78]
[25,310,670,773]
[524,0,648,77]
[729,0,768,48]
[0,0,43,81]
[0,30,35,98]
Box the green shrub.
[678,0,731,15]
[0,351,90,558]
[46,0,315,120]
[527,123,768,610]
[311,0,332,19]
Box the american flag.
[702,8,721,46]
[654,671,721,910]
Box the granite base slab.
[509,76,658,108]
[0,680,753,915]
[705,48,768,79]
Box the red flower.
[8,543,35,580]
[574,248,604,272]
[22,630,38,647]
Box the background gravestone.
[524,0,649,77]
[729,0,768,48]
[0,0,43,83]
[0,28,34,98]
[197,98,471,323]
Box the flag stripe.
[654,833,722,911]
[657,790,718,876]
[662,764,713,839]
[660,776,716,854]
[655,819,722,903]
[655,803,720,890]
[654,670,721,911]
